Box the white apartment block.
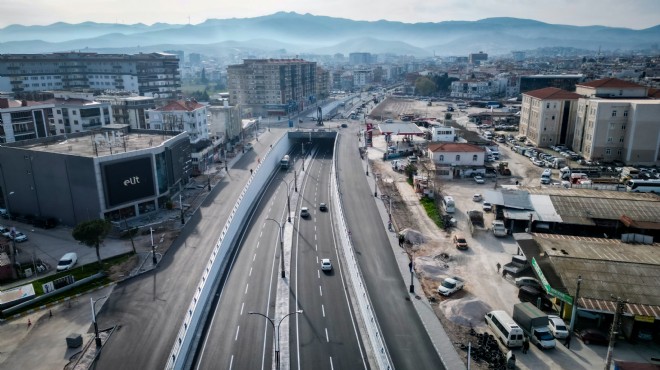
[430,125,457,142]
[0,98,54,143]
[50,98,113,135]
[427,142,486,179]
[0,52,181,99]
[572,78,660,165]
[353,70,373,88]
[147,100,209,144]
[450,80,502,99]
[95,95,155,130]
[518,87,581,148]
[207,102,242,145]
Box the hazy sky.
[1,0,659,29]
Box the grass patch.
[420,196,444,229]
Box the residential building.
[147,100,209,144]
[49,97,113,135]
[450,80,495,99]
[468,52,488,65]
[572,78,660,165]
[0,98,54,143]
[96,95,156,130]
[227,59,318,117]
[519,74,584,94]
[430,126,457,142]
[207,102,242,146]
[349,53,373,65]
[518,87,581,147]
[353,70,373,88]
[427,142,486,179]
[0,52,181,99]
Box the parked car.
[514,276,542,289]
[548,315,569,339]
[575,328,609,345]
[474,176,485,184]
[321,258,333,271]
[482,202,492,212]
[453,233,468,250]
[12,232,28,243]
[472,194,482,202]
[517,286,553,310]
[57,252,78,271]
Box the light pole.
[249,310,303,370]
[150,227,157,265]
[266,218,286,278]
[365,151,369,176]
[293,169,298,192]
[409,244,417,293]
[282,179,294,223]
[568,275,582,333]
[374,174,378,198]
[179,192,185,225]
[604,297,627,370]
[301,142,305,171]
[91,295,108,347]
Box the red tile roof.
[524,87,582,100]
[428,142,485,153]
[577,78,643,89]
[648,88,660,99]
[157,100,205,112]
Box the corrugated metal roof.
[529,194,563,222]
[501,189,533,210]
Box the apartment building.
[227,59,318,117]
[468,52,488,65]
[147,100,209,144]
[519,87,581,148]
[519,74,585,94]
[0,52,181,99]
[95,95,156,130]
[207,102,242,145]
[0,98,54,143]
[49,98,113,135]
[572,78,660,165]
[450,80,496,99]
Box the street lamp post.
[281,179,295,223]
[568,275,582,333]
[266,218,286,278]
[301,142,305,171]
[249,310,303,370]
[293,169,298,192]
[409,244,417,293]
[150,227,157,265]
[179,192,185,225]
[91,295,108,347]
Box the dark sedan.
[576,328,609,345]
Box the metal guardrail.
[331,138,393,370]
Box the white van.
[485,310,525,348]
[442,196,455,214]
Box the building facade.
[227,59,319,117]
[0,98,54,143]
[49,98,113,135]
[519,75,585,95]
[572,78,660,165]
[518,87,581,148]
[96,95,156,130]
[147,100,209,144]
[0,52,181,99]
[427,142,486,179]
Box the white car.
[57,252,78,271]
[300,207,310,218]
[321,258,332,271]
[12,232,28,243]
[482,202,492,212]
[474,176,485,184]
[548,315,569,339]
[472,194,482,202]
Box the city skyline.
[1,0,659,30]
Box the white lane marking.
[322,304,325,317]
[253,253,256,261]
[240,302,244,315]
[235,326,240,341]
[249,267,252,276]
[325,327,329,342]
[229,355,234,370]
[245,284,249,295]
[315,234,317,241]
[319,285,323,297]
[330,357,334,370]
[260,230,263,238]
[317,270,320,279]
[315,244,318,252]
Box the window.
[546,103,550,108]
[622,124,626,130]
[473,155,478,161]
[612,110,617,117]
[438,155,444,162]
[620,136,624,143]
[617,148,622,155]
[607,137,613,142]
[623,110,628,117]
[74,120,78,125]
[551,115,555,120]
[456,155,461,161]
[606,148,611,155]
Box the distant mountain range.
[0,12,658,57]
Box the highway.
[193,141,367,369]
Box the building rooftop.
[577,77,644,89]
[157,100,205,112]
[427,142,485,153]
[15,130,177,158]
[376,122,424,135]
[524,87,582,100]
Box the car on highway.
[321,258,332,271]
[474,176,485,184]
[575,328,609,345]
[319,203,328,212]
[300,207,310,218]
[548,315,569,339]
[57,252,78,271]
[482,202,492,212]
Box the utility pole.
[569,275,582,333]
[604,297,627,370]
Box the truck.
[503,255,530,277]
[437,276,465,296]
[492,220,507,237]
[512,302,556,349]
[498,162,511,176]
[280,155,290,170]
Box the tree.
[72,219,111,268]
[200,68,208,83]
[445,113,453,120]
[415,77,436,96]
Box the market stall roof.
[377,122,424,135]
